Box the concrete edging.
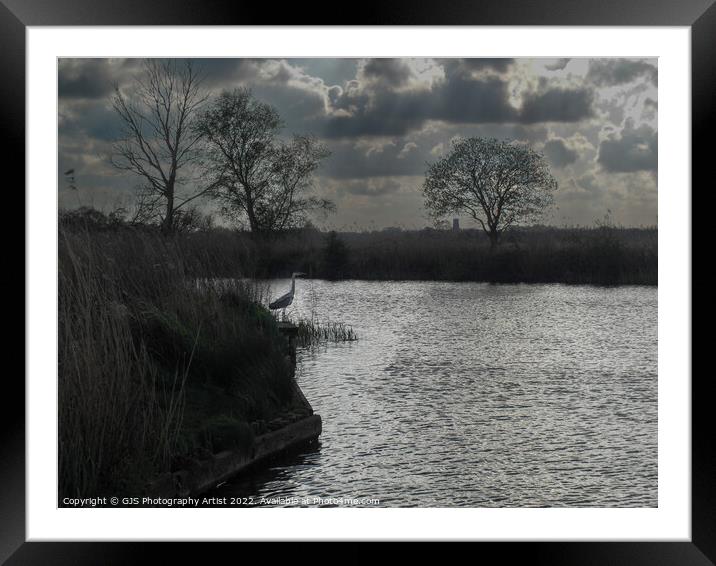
[148,323,319,498]
[148,414,321,498]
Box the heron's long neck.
[291,275,296,293]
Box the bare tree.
[423,137,557,248]
[257,134,334,231]
[194,88,333,233]
[126,185,164,225]
[111,60,209,234]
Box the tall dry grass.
[58,219,293,498]
[59,230,189,496]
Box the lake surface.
[213,281,657,507]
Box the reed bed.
[62,207,657,285]
[58,219,293,499]
[195,224,657,285]
[295,318,358,347]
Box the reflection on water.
[211,281,657,507]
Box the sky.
[58,57,657,230]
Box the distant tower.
[452,218,460,231]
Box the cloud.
[292,59,360,87]
[58,59,117,100]
[342,178,403,196]
[320,139,425,179]
[60,57,595,143]
[430,142,445,156]
[360,59,414,88]
[587,59,657,87]
[323,71,593,138]
[574,172,603,194]
[438,58,515,77]
[398,142,418,159]
[435,74,519,123]
[196,59,271,87]
[640,97,658,121]
[597,120,657,173]
[320,121,555,180]
[60,101,126,142]
[181,58,334,133]
[520,87,594,123]
[555,168,656,227]
[323,88,433,137]
[543,138,578,167]
[544,58,571,71]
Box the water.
[213,281,657,507]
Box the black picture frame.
[5,1,709,562]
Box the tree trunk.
[489,230,499,250]
[246,199,260,233]
[162,192,174,235]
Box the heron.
[269,272,306,320]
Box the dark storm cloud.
[324,59,524,137]
[587,59,657,87]
[197,59,254,86]
[324,88,431,138]
[252,83,327,132]
[60,101,126,142]
[438,58,515,76]
[58,59,116,99]
[58,58,282,101]
[520,87,594,124]
[543,139,578,168]
[323,75,592,138]
[60,58,595,143]
[198,59,303,89]
[319,122,553,181]
[598,121,657,173]
[361,59,414,87]
[320,140,426,179]
[437,75,519,123]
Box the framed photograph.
[7,0,709,562]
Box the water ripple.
[213,281,657,507]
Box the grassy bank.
[58,222,295,499]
